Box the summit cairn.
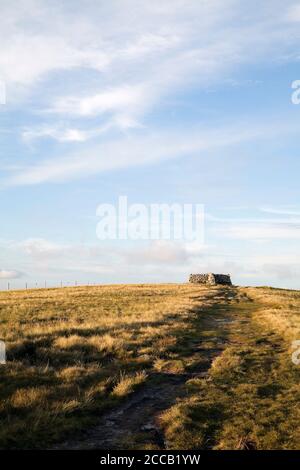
[189,273,232,286]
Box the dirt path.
[53,288,245,450]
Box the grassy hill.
[0,284,299,449]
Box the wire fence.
[0,281,97,292]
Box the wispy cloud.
[3,1,300,134]
[4,232,300,287]
[22,122,114,143]
[8,112,300,186]
[48,85,145,118]
[260,206,300,217]
[222,223,300,240]
[5,123,264,185]
[210,210,300,241]
[2,1,300,289]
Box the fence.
[0,281,97,292]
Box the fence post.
[0,341,6,364]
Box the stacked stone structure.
[189,273,232,286]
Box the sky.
[1,0,300,289]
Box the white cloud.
[2,1,300,131]
[22,126,88,142]
[120,33,181,59]
[49,85,145,118]
[0,1,109,89]
[17,238,68,256]
[0,269,22,279]
[0,1,217,85]
[3,231,300,287]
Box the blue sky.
[1,0,300,289]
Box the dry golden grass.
[0,283,213,448]
[245,287,300,342]
[160,288,300,450]
[0,284,299,449]
[112,371,147,397]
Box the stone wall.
[189,273,232,286]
